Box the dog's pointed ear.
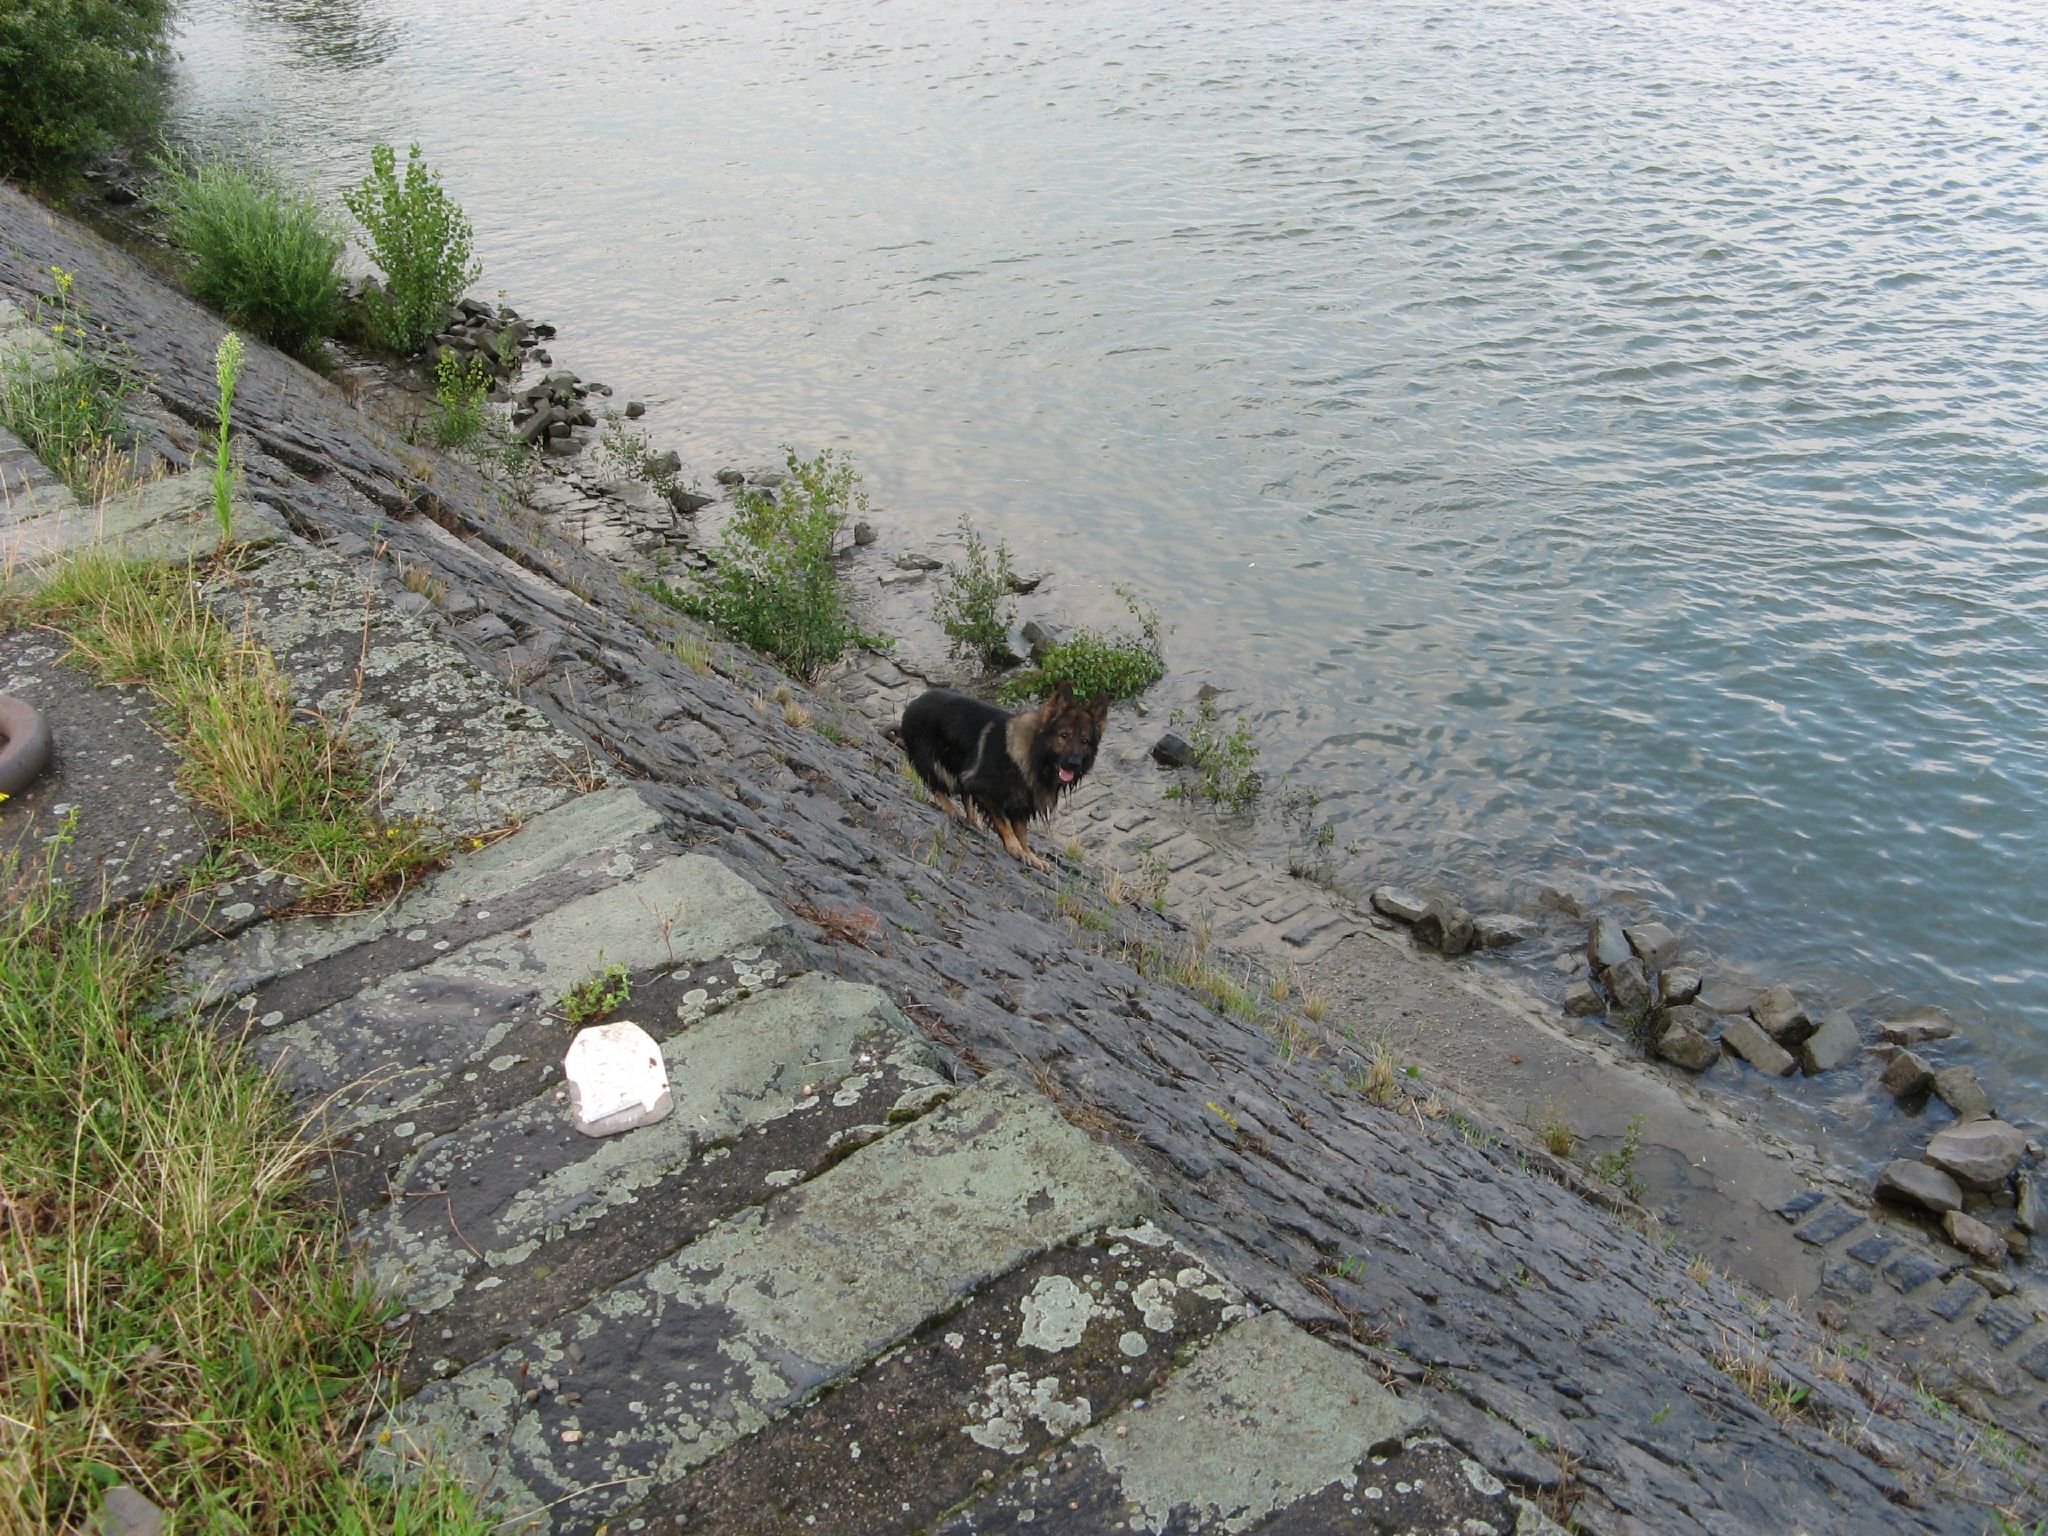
[1046,678,1074,707]
[1086,692,1111,726]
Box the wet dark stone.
[1821,1259,1875,1297]
[1929,1280,1980,1323]
[1414,898,1475,956]
[1846,1232,1901,1267]
[2019,1336,2048,1383]
[1976,1299,2034,1350]
[1792,1202,1864,1247]
[1775,1188,1827,1221]
[1881,1251,1951,1296]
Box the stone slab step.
[203,532,590,838]
[1,469,288,575]
[376,1075,1153,1533]
[932,1310,1505,1536]
[374,974,948,1372]
[625,1223,1246,1536]
[175,785,671,1015]
[256,854,788,1125]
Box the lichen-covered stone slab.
[372,974,943,1319]
[379,1077,1152,1533]
[201,534,590,837]
[0,628,210,908]
[629,1224,1246,1536]
[256,854,785,1122]
[1,467,284,574]
[932,1310,1434,1534]
[175,786,668,1010]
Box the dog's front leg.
[993,815,1049,872]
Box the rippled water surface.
[168,1,2048,1090]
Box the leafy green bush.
[1164,695,1262,811]
[156,153,345,359]
[0,267,136,498]
[341,143,481,355]
[0,0,173,183]
[669,448,882,679]
[933,515,1018,669]
[996,587,1165,705]
[429,349,492,451]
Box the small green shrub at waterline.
[1165,693,1263,811]
[156,152,346,358]
[342,142,482,355]
[430,348,493,452]
[667,447,885,680]
[595,410,683,500]
[0,0,174,182]
[209,330,243,548]
[933,514,1019,669]
[996,586,1165,705]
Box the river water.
[166,1,2048,1098]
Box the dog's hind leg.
[931,790,985,831]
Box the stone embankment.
[2,183,2043,1533]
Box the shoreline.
[284,209,2044,1337]
[4,177,2045,1528]
[55,152,2036,1197]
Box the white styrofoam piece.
[563,1020,673,1137]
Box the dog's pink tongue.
[1058,767,1076,783]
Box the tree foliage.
[0,0,175,183]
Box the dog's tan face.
[1027,681,1111,792]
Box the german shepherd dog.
[894,681,1109,870]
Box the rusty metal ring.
[0,693,53,800]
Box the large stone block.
[1874,1160,1962,1216]
[1722,1016,1795,1077]
[1923,1120,2026,1191]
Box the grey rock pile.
[511,368,606,456]
[426,294,551,379]
[1367,884,1522,957]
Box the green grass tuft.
[0,268,136,499]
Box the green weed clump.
[342,143,481,355]
[662,447,884,680]
[1164,694,1262,811]
[0,838,492,1532]
[933,515,1019,669]
[0,266,136,499]
[156,153,346,358]
[430,349,492,452]
[0,0,174,182]
[560,961,631,1026]
[997,586,1164,705]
